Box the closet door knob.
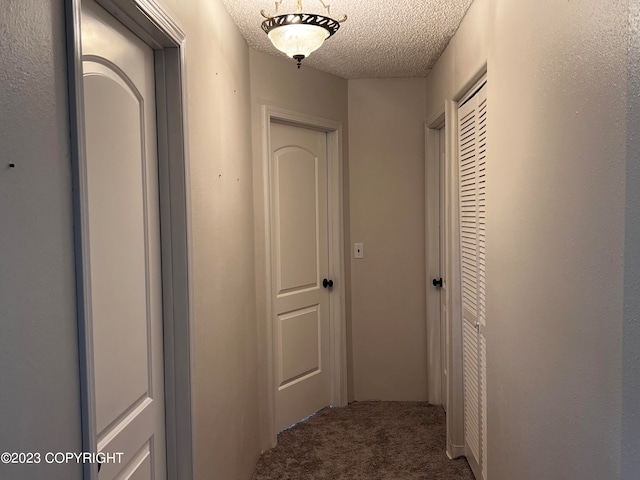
[323,278,334,289]
[433,278,443,288]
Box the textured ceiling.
[221,0,474,79]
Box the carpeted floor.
[252,401,475,480]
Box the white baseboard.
[447,441,465,460]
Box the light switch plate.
[354,243,364,259]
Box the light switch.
[354,243,364,259]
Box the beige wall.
[623,3,640,476]
[160,1,260,478]
[248,49,350,447]
[348,78,428,401]
[426,0,630,478]
[0,1,83,478]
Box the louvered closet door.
[459,82,487,480]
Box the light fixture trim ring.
[261,13,341,38]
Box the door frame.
[458,75,489,480]
[431,70,488,461]
[426,106,465,459]
[65,1,194,478]
[425,115,445,407]
[261,105,347,445]
[443,97,466,460]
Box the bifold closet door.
[458,81,487,480]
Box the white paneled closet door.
[459,81,487,480]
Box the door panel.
[278,306,321,386]
[82,1,166,478]
[274,146,320,293]
[124,448,152,480]
[270,122,331,432]
[463,319,481,462]
[459,82,488,480]
[84,67,151,436]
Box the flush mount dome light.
[261,0,347,68]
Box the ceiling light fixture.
[261,0,347,69]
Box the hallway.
[1,0,638,479]
[252,402,473,480]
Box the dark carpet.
[252,401,475,480]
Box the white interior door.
[270,122,332,432]
[427,123,447,408]
[459,82,488,480]
[82,1,166,478]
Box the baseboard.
[447,440,465,460]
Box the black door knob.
[432,278,443,288]
[323,278,334,289]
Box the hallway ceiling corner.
[221,0,474,79]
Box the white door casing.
[438,126,449,411]
[82,1,166,477]
[459,81,488,480]
[426,119,445,407]
[68,0,193,478]
[270,122,332,432]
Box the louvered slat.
[478,95,487,329]
[478,88,488,480]
[460,101,478,325]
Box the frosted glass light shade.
[267,23,330,59]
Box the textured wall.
[0,1,83,479]
[248,49,350,448]
[623,2,640,477]
[425,0,628,478]
[488,1,625,476]
[348,78,428,401]
[160,1,261,478]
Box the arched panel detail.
[272,145,320,296]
